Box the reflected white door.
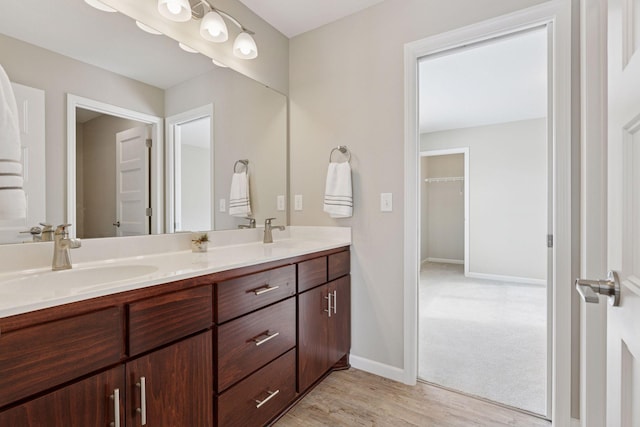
[0,83,45,243]
[606,0,640,424]
[115,126,150,237]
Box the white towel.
[228,171,252,217]
[0,64,26,220]
[323,162,352,218]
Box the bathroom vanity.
[0,227,351,426]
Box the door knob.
[575,270,620,306]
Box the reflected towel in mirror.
[0,64,26,220]
[229,171,252,217]
[323,162,352,218]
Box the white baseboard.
[426,257,464,265]
[349,354,407,384]
[466,271,546,286]
[571,417,580,427]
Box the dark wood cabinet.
[126,331,213,427]
[0,365,125,427]
[298,273,351,392]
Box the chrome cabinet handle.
[136,377,147,425]
[253,285,279,295]
[324,293,332,318]
[110,388,120,427]
[333,290,337,314]
[255,389,280,408]
[253,331,280,346]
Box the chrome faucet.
[52,224,81,271]
[263,218,285,244]
[238,217,256,229]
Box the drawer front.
[297,257,327,292]
[217,349,296,427]
[216,265,296,323]
[217,297,296,392]
[328,250,350,281]
[0,307,123,408]
[128,285,212,356]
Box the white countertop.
[0,226,351,319]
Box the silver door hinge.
[145,138,152,148]
[547,234,553,248]
[146,208,152,217]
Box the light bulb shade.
[212,58,228,68]
[84,0,117,13]
[200,11,228,42]
[178,42,198,53]
[157,0,191,22]
[136,21,162,35]
[233,32,258,59]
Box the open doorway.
[417,27,550,417]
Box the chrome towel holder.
[234,159,249,173]
[329,146,351,163]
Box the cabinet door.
[328,275,351,366]
[126,331,213,427]
[298,284,330,392]
[0,365,125,427]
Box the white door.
[0,83,45,243]
[115,126,150,237]
[606,0,640,424]
[581,0,640,425]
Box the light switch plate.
[294,194,303,211]
[277,195,285,211]
[219,198,226,212]
[380,193,393,212]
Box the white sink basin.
[0,264,159,300]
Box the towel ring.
[329,146,351,163]
[234,159,249,173]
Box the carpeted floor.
[419,262,547,416]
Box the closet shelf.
[425,176,464,183]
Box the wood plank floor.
[274,369,551,427]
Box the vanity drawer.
[0,307,123,408]
[217,349,296,427]
[298,256,327,292]
[215,265,296,323]
[216,297,296,392]
[328,250,350,281]
[128,285,212,356]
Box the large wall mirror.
[0,0,287,243]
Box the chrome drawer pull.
[253,285,280,295]
[255,389,280,408]
[110,388,120,427]
[136,377,147,425]
[324,294,332,318]
[333,290,337,314]
[253,331,280,346]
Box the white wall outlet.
[277,195,285,211]
[219,198,226,212]
[294,194,303,211]
[380,193,393,212]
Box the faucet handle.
[265,217,276,225]
[55,224,72,234]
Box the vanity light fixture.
[178,42,199,53]
[211,59,228,68]
[200,10,228,42]
[84,0,116,13]
[158,0,192,22]
[233,31,258,59]
[136,21,163,35]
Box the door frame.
[66,95,164,237]
[419,148,469,271]
[404,1,572,424]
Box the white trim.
[349,354,406,383]
[165,104,215,233]
[404,1,572,424]
[572,417,581,427]
[465,271,547,286]
[66,94,164,238]
[425,257,464,265]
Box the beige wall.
[0,34,164,227]
[422,119,547,281]
[289,0,550,370]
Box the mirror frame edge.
[66,94,165,239]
